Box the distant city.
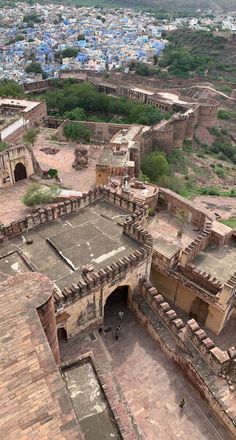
[0,2,235,83]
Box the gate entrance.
[104,286,128,326]
[14,162,27,182]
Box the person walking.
[119,310,124,321]
[115,327,119,341]
[179,398,185,409]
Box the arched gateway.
[14,162,27,182]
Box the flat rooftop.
[98,148,127,167]
[157,92,192,106]
[0,98,41,112]
[0,200,139,292]
[192,241,236,283]
[148,210,199,258]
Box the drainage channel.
[62,358,122,440]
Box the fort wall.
[130,278,236,438]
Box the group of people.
[115,310,124,340]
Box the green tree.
[62,47,79,58]
[175,209,189,238]
[22,183,60,207]
[141,152,170,183]
[63,122,91,142]
[0,79,23,97]
[23,128,38,147]
[77,34,85,41]
[153,54,158,65]
[25,62,42,74]
[63,107,86,120]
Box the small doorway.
[57,327,67,343]
[14,162,27,182]
[190,297,209,325]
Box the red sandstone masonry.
[132,278,236,438]
[0,187,148,241]
[186,319,236,373]
[56,223,153,306]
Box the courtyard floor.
[59,294,232,440]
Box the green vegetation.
[63,122,91,142]
[0,79,23,97]
[23,13,41,23]
[164,29,236,81]
[7,34,25,45]
[22,183,60,207]
[25,62,43,74]
[47,168,59,179]
[218,109,236,120]
[63,107,86,121]
[0,142,9,152]
[23,129,39,147]
[141,152,170,182]
[61,47,79,58]
[220,217,236,229]
[43,82,171,125]
[159,46,213,78]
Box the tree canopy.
[141,152,170,183]
[0,79,23,97]
[43,82,171,126]
[63,122,91,143]
[25,62,42,74]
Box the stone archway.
[104,286,129,327]
[14,162,27,182]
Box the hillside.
[164,30,236,81]
[2,0,235,13]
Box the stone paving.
[0,180,31,224]
[34,129,100,192]
[60,293,232,440]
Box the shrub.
[22,183,60,207]
[214,166,225,177]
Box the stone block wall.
[179,264,222,295]
[37,295,60,365]
[158,188,214,228]
[131,278,236,438]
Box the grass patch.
[220,217,236,228]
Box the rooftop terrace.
[192,240,236,283]
[148,210,199,258]
[0,200,139,292]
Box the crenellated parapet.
[186,318,236,374]
[0,186,149,242]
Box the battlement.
[180,222,212,267]
[0,186,148,241]
[186,319,236,373]
[179,263,223,296]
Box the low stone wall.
[131,278,236,438]
[159,188,214,228]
